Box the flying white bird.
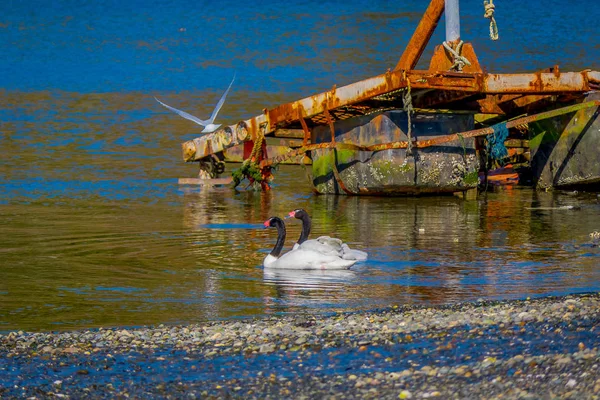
[154,74,236,134]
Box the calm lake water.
[1,0,599,332]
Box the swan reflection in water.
[263,268,357,291]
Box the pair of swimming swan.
[263,209,368,270]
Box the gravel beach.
[2,293,599,399]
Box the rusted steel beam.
[272,129,305,139]
[266,70,595,129]
[182,70,598,162]
[181,120,260,162]
[483,72,591,93]
[377,100,600,150]
[258,100,600,168]
[413,89,475,109]
[394,0,445,71]
[588,71,600,83]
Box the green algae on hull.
[311,110,479,195]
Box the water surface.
[1,0,599,332]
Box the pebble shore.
[2,293,599,399]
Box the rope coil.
[403,73,414,155]
[484,0,499,41]
[231,125,272,190]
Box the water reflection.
[1,0,600,331]
[1,161,599,332]
[263,268,357,310]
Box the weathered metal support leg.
[394,0,445,71]
[323,107,355,195]
[198,155,225,179]
[298,106,311,147]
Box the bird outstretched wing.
[154,73,236,129]
[207,73,236,124]
[154,97,210,127]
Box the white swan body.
[154,73,235,134]
[263,217,357,270]
[288,209,368,261]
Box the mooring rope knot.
[484,0,499,41]
[231,125,272,190]
[442,40,471,72]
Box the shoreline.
[2,292,599,399]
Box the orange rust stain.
[249,117,259,141]
[311,95,321,115]
[182,141,196,162]
[373,114,383,132]
[532,72,542,91]
[269,101,302,126]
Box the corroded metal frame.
[181,0,600,163]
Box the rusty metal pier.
[179,0,600,194]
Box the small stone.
[556,356,572,365]
[295,337,307,345]
[259,343,275,353]
[566,379,577,388]
[62,347,78,354]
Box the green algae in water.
[462,171,479,186]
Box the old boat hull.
[310,110,479,195]
[529,92,600,190]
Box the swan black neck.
[268,217,286,257]
[295,210,311,244]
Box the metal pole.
[445,0,460,42]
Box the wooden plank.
[505,139,529,148]
[178,177,233,186]
[272,129,305,139]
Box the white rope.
[484,0,499,41]
[403,79,414,155]
[442,40,471,71]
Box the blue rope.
[486,121,509,160]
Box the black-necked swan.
[287,209,368,261]
[263,216,358,270]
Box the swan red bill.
[263,220,270,227]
